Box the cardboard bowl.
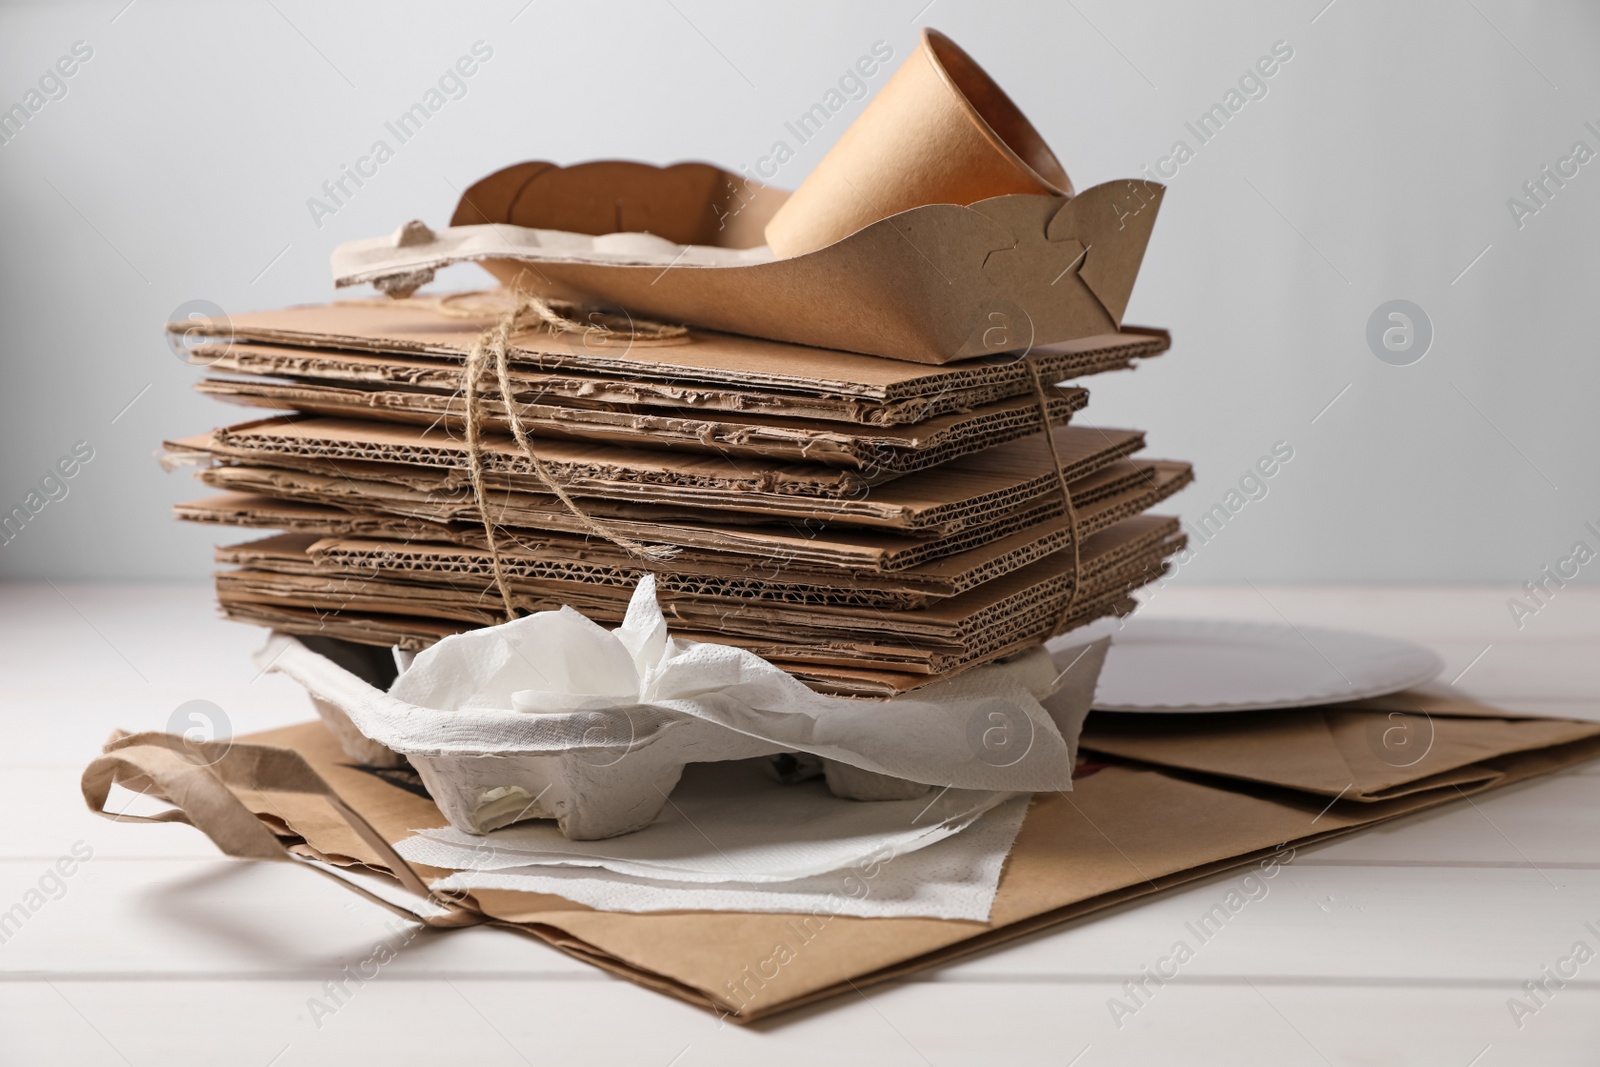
[764,29,1074,258]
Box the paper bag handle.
[81,731,482,929]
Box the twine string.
[447,290,685,620]
[1026,362,1084,635]
[444,294,1085,640]
[460,342,520,621]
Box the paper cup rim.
[920,28,1073,198]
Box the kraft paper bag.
[1079,688,1600,801]
[82,698,1600,1021]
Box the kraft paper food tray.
[329,161,1164,365]
[180,424,1149,532]
[186,301,1170,427]
[82,698,1600,1022]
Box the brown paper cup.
[763,29,1073,258]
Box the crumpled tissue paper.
[260,575,1106,838]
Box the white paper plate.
[1052,618,1445,713]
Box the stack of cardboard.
[165,296,1191,696]
[163,27,1193,698]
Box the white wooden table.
[3,583,1597,1065]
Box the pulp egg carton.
[252,608,1098,841]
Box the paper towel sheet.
[430,796,1032,921]
[397,758,1015,883]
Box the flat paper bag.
[83,701,1600,1021]
[1080,689,1600,801]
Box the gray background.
[1,0,1595,588]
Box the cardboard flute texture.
[179,463,1192,606]
[207,526,1178,666]
[202,516,1178,689]
[192,329,1167,428]
[180,410,1128,499]
[171,390,1194,692]
[175,445,1173,580]
[209,507,1178,597]
[162,288,1187,694]
[300,512,1184,616]
[194,376,1096,472]
[175,424,1154,531]
[179,297,1170,417]
[206,596,1142,698]
[81,700,1600,1021]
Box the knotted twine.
[439,291,1086,640]
[1025,362,1084,634]
[443,290,685,621]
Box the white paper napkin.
[429,795,1032,921]
[397,758,1016,883]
